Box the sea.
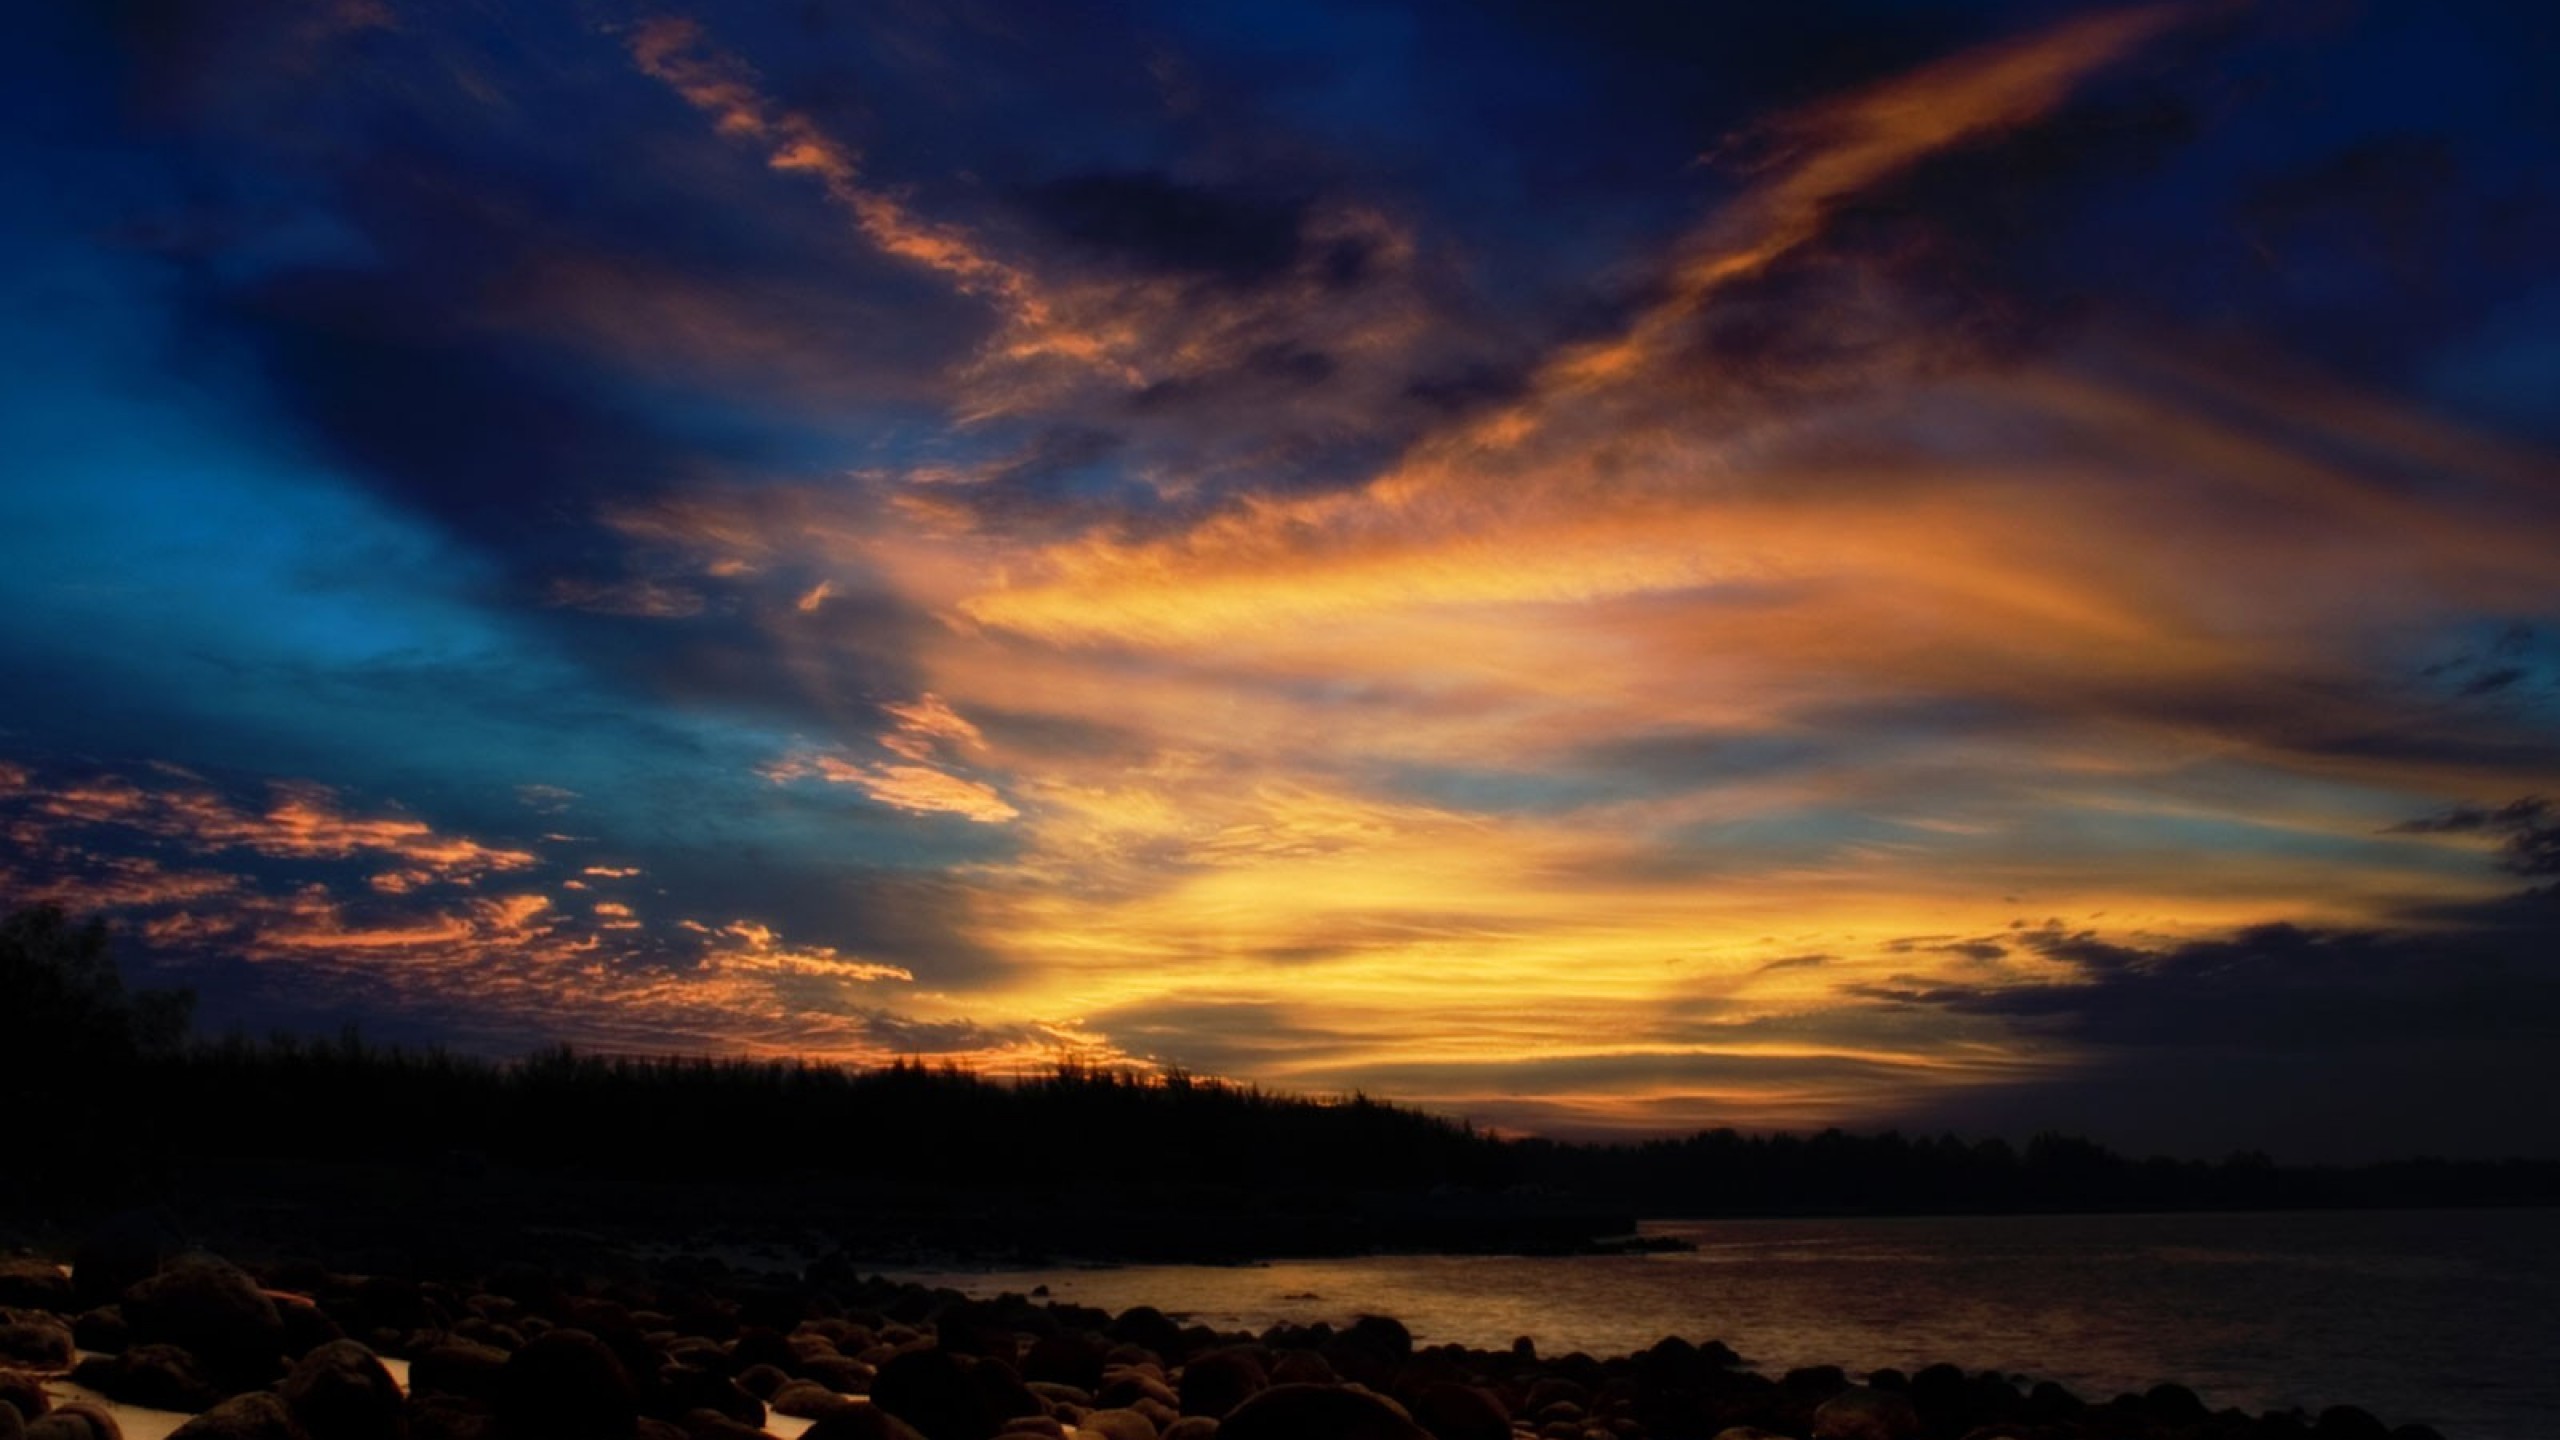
[884,1208,2560,1440]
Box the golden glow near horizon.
[563,3,2560,1130]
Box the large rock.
[409,1340,512,1404]
[0,1266,69,1315]
[1177,1352,1266,1421]
[168,1393,307,1440]
[0,1316,71,1370]
[1812,1387,1922,1440]
[279,1340,406,1440]
[70,1309,126,1354]
[1405,1385,1506,1440]
[122,1256,287,1388]
[494,1329,636,1440]
[1218,1385,1429,1440]
[1022,1336,1108,1392]
[1262,1355,1332,1389]
[870,1349,1042,1440]
[0,1376,44,1423]
[1105,1313,1185,1365]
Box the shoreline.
[0,1242,2452,1440]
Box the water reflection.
[888,1208,2560,1440]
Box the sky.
[5,0,2559,1161]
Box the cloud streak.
[11,0,2560,1157]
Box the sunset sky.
[7,1,2558,1160]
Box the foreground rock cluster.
[0,1233,2446,1440]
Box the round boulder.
[1813,1387,1922,1440]
[1178,1351,1267,1420]
[494,1329,637,1440]
[1082,1410,1157,1440]
[0,1266,69,1316]
[1106,1312,1186,1365]
[871,1348,1043,1440]
[1219,1385,1429,1440]
[168,1393,306,1440]
[70,1309,127,1354]
[0,1315,72,1370]
[1407,1385,1506,1440]
[279,1340,406,1440]
[122,1256,287,1388]
[410,1340,512,1403]
[1023,1335,1108,1392]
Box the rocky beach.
[0,1227,2452,1440]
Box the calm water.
[886,1209,2560,1440]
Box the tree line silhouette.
[6,901,2554,1257]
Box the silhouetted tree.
[1,902,195,1210]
